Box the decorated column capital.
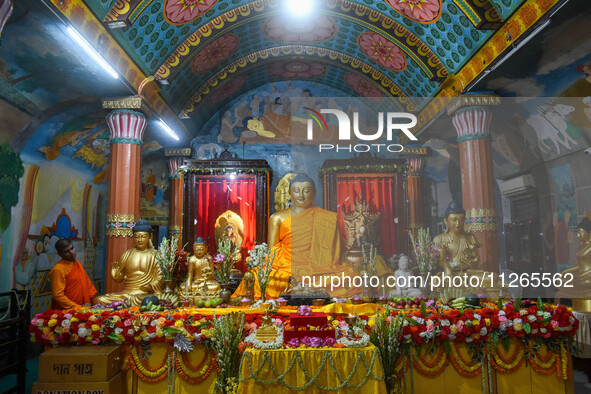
[103,96,151,145]
[448,95,500,142]
[407,156,426,178]
[165,148,192,179]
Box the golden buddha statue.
[95,220,163,306]
[433,202,506,297]
[214,211,244,264]
[196,265,221,298]
[556,217,591,311]
[256,309,278,341]
[178,237,213,295]
[233,173,360,299]
[433,202,481,276]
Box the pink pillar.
[104,108,147,293]
[451,105,499,273]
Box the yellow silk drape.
[239,345,386,393]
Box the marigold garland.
[449,342,481,377]
[412,345,447,376]
[126,344,169,383]
[529,352,556,373]
[489,344,524,373]
[175,349,217,384]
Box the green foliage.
[210,312,245,393]
[370,308,404,391]
[0,144,24,231]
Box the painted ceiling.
[0,0,576,150]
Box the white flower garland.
[245,326,284,349]
[336,326,370,348]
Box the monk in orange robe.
[50,239,97,309]
[234,174,359,299]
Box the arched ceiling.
[1,0,567,145]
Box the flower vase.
[163,279,174,294]
[220,284,232,304]
[259,285,267,304]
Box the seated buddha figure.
[556,217,591,310]
[95,220,162,306]
[433,202,505,297]
[197,265,221,298]
[233,173,360,299]
[434,202,480,276]
[178,237,213,295]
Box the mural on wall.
[19,103,111,185]
[549,163,577,270]
[208,81,362,146]
[141,153,170,225]
[485,4,591,99]
[7,162,105,315]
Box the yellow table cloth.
[238,344,386,393]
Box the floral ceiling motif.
[263,16,337,43]
[208,74,247,105]
[267,61,328,79]
[386,0,442,23]
[164,0,219,25]
[344,73,384,98]
[192,33,240,74]
[358,32,407,72]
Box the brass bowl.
[312,299,325,306]
[276,301,288,307]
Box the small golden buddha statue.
[556,218,591,311]
[433,202,506,297]
[178,237,213,295]
[196,266,221,298]
[256,309,278,341]
[95,220,163,306]
[433,202,481,276]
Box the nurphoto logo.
[305,107,418,153]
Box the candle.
[185,279,189,302]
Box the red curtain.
[336,175,397,257]
[195,176,257,271]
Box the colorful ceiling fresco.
[0,0,575,148]
[53,0,558,139]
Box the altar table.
[238,345,386,393]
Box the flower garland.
[176,348,217,384]
[319,163,405,175]
[411,344,447,376]
[489,343,524,372]
[125,344,169,383]
[336,326,370,348]
[448,342,481,377]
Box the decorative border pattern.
[154,0,446,84]
[106,213,135,237]
[180,45,413,117]
[464,208,496,232]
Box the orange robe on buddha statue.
[234,206,360,299]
